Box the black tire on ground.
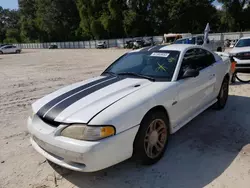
[16,50,21,54]
[213,76,229,110]
[0,51,3,54]
[133,110,169,165]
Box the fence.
[12,31,250,49]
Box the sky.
[0,0,18,10]
[0,0,222,10]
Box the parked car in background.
[0,45,21,54]
[28,44,231,172]
[96,41,107,49]
[132,37,154,49]
[162,33,183,45]
[224,39,231,48]
[124,40,134,49]
[49,44,58,49]
[174,35,224,52]
[229,39,238,48]
[229,37,250,73]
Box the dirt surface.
[0,49,250,188]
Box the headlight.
[60,124,115,141]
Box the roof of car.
[239,36,250,40]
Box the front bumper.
[28,116,139,172]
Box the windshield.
[104,50,180,81]
[235,39,250,47]
[174,38,195,44]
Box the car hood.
[230,46,250,54]
[32,75,152,124]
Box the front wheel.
[213,77,229,110]
[0,51,3,54]
[133,110,169,165]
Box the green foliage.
[0,0,250,43]
[0,6,20,43]
[218,0,250,31]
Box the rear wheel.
[133,110,169,165]
[0,51,3,54]
[16,50,21,54]
[213,77,229,110]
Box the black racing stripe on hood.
[37,76,113,119]
[42,76,125,122]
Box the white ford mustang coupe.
[28,44,231,172]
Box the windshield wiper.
[117,72,155,81]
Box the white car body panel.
[28,44,231,172]
[28,116,139,172]
[0,45,21,54]
[230,47,250,65]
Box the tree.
[167,0,219,33]
[35,0,80,42]
[0,6,20,43]
[4,28,20,43]
[19,0,40,42]
[218,0,250,31]
[77,0,110,39]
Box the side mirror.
[182,69,199,79]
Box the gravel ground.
[0,49,250,188]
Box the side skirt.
[171,99,217,134]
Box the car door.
[3,45,12,53]
[172,48,215,128]
[1,46,9,53]
[10,46,17,53]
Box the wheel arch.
[132,105,171,156]
[133,105,171,142]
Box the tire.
[213,77,229,110]
[133,110,169,165]
[0,51,3,54]
[16,50,21,54]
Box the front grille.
[235,52,250,60]
[236,63,250,67]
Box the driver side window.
[178,49,197,79]
[178,48,215,79]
